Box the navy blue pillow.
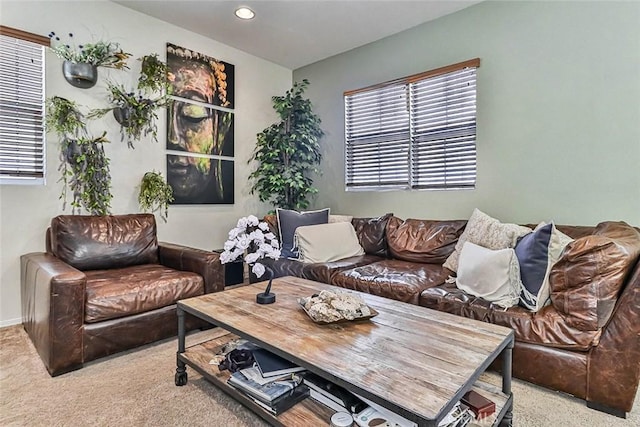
[515,223,552,310]
[276,208,329,258]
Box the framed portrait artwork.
[165,43,235,204]
[166,155,234,204]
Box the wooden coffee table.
[175,276,514,426]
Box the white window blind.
[345,59,479,191]
[345,83,410,189]
[0,28,46,184]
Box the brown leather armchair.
[21,214,224,376]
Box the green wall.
[293,1,640,225]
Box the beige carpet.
[0,325,638,427]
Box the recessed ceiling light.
[235,7,255,20]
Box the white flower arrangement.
[220,215,281,278]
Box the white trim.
[0,177,45,186]
[0,317,22,328]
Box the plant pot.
[62,139,82,164]
[62,61,98,89]
[113,107,133,127]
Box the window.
[0,26,48,184]
[345,58,479,191]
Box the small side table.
[212,249,244,286]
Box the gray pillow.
[276,208,329,258]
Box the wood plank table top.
[179,276,514,425]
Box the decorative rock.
[300,290,371,323]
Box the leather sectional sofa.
[262,213,640,418]
[20,214,223,376]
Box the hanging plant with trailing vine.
[137,54,168,93]
[45,97,112,215]
[59,133,112,215]
[89,54,170,148]
[138,171,174,222]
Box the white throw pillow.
[455,242,523,309]
[294,222,364,263]
[443,208,531,273]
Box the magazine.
[228,371,299,404]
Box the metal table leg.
[175,306,188,386]
[499,337,514,426]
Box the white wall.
[0,0,292,325]
[294,1,640,225]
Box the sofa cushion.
[515,222,573,312]
[276,208,330,258]
[549,221,640,331]
[262,214,280,236]
[351,213,393,257]
[420,284,602,351]
[456,242,522,309]
[443,209,531,273]
[263,254,383,284]
[329,214,354,223]
[294,222,364,263]
[331,259,450,304]
[51,214,159,271]
[84,264,204,323]
[386,218,466,264]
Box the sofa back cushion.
[549,221,640,331]
[50,214,159,270]
[351,213,393,257]
[386,217,467,264]
[263,214,279,236]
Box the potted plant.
[249,79,324,210]
[45,97,112,215]
[89,54,169,148]
[137,53,168,93]
[48,31,131,88]
[138,171,174,222]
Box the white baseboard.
[0,318,22,328]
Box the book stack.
[437,390,495,427]
[226,349,309,415]
[252,348,306,378]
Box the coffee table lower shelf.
[176,328,512,427]
[177,328,334,426]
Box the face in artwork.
[166,53,233,203]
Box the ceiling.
[113,1,481,70]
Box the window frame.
[0,25,49,186]
[344,58,480,192]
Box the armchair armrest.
[158,242,224,294]
[20,252,86,376]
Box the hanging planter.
[113,106,132,127]
[44,97,113,215]
[89,81,169,148]
[49,31,130,89]
[59,134,112,215]
[138,171,174,222]
[62,138,82,163]
[62,60,98,88]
